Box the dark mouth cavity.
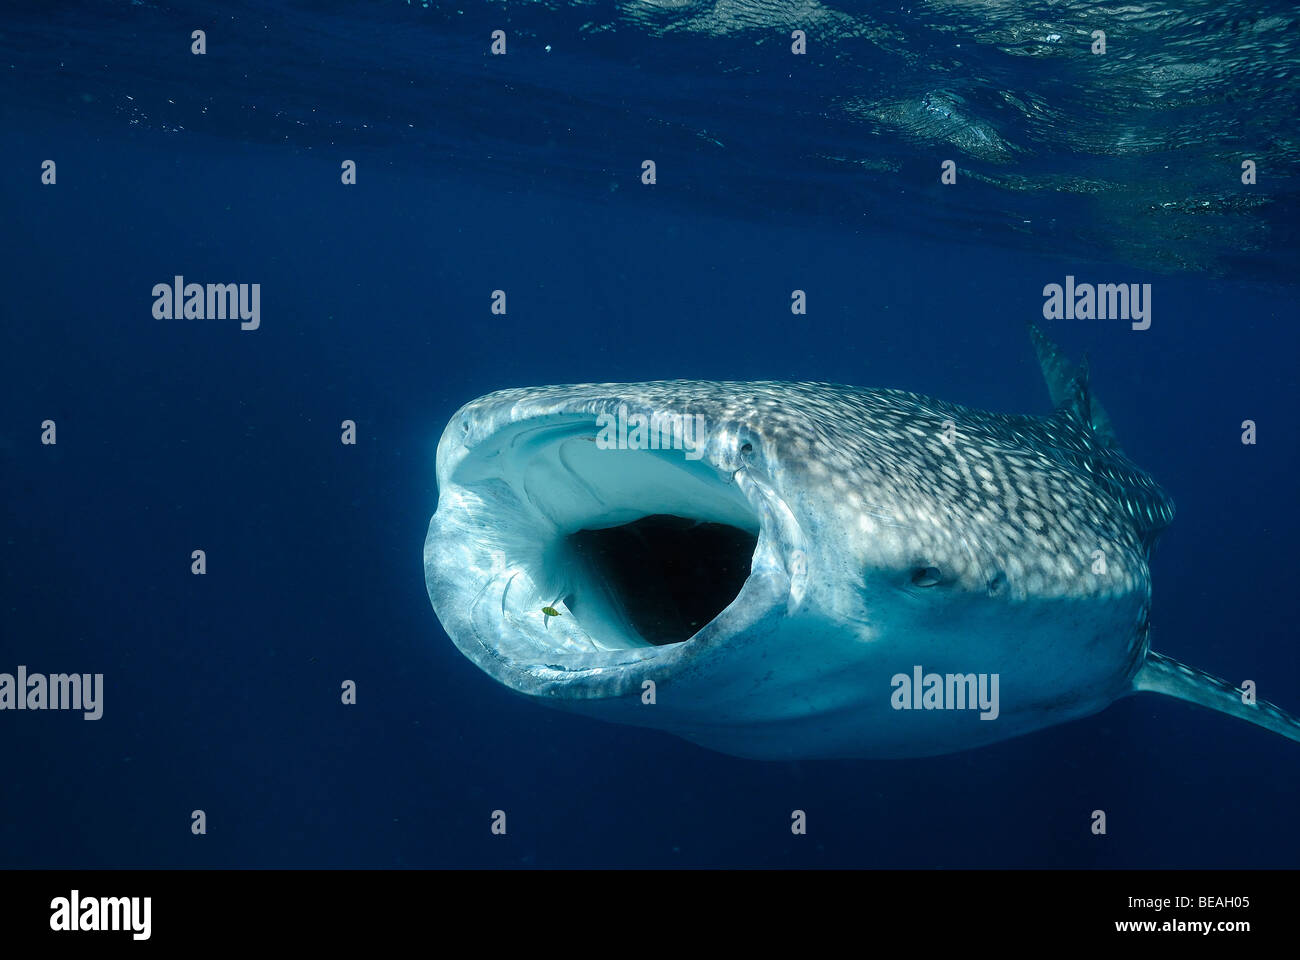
[565,515,757,646]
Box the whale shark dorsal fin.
[1133,651,1300,744]
[1063,354,1094,427]
[1026,321,1118,447]
[1026,320,1076,409]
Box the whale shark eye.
[987,570,1008,597]
[911,566,943,587]
[740,442,753,456]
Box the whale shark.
[423,325,1300,758]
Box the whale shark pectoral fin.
[1133,650,1300,744]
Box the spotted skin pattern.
[454,379,1173,601]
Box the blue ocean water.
[1,1,1296,868]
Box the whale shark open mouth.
[425,410,796,697]
[564,516,758,649]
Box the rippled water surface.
[5,1,1297,277]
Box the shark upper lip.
[424,399,800,698]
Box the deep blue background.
[1,2,1296,868]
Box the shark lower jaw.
[424,409,799,701]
